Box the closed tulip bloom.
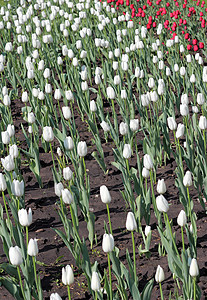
[1,131,10,144]
[61,189,73,204]
[39,91,45,101]
[55,182,64,197]
[174,64,179,72]
[42,126,54,142]
[63,167,73,181]
[100,185,111,204]
[107,86,115,99]
[62,107,71,120]
[9,144,19,159]
[157,179,166,194]
[81,81,88,91]
[183,171,192,187]
[9,246,23,266]
[1,155,15,172]
[130,119,139,132]
[43,68,50,79]
[7,124,15,137]
[155,265,165,283]
[199,116,207,130]
[77,141,87,157]
[64,137,74,150]
[28,112,36,124]
[0,173,7,192]
[142,167,150,178]
[119,122,128,135]
[176,123,185,139]
[62,265,74,286]
[150,91,158,102]
[100,121,110,132]
[121,90,127,99]
[141,94,150,107]
[18,208,32,226]
[197,93,205,105]
[90,100,97,112]
[143,154,153,170]
[91,271,101,291]
[50,292,62,300]
[123,144,132,159]
[102,233,114,253]
[148,78,155,89]
[180,104,189,116]
[54,89,61,100]
[181,94,189,105]
[65,90,74,101]
[126,212,137,231]
[57,147,62,157]
[180,67,186,76]
[177,210,187,227]
[156,195,169,213]
[95,74,101,85]
[28,238,38,256]
[190,74,196,83]
[114,75,121,85]
[22,91,28,103]
[145,225,151,237]
[166,67,171,76]
[192,106,199,114]
[167,117,177,131]
[189,258,199,277]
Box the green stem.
[149,170,159,221]
[60,196,64,215]
[82,157,87,189]
[49,142,55,169]
[193,277,196,300]
[26,226,29,261]
[17,266,26,300]
[203,130,206,156]
[177,138,184,176]
[2,191,10,220]
[181,226,185,252]
[107,253,112,300]
[126,159,130,175]
[159,282,164,300]
[95,291,98,300]
[70,205,80,241]
[186,187,192,221]
[32,256,39,294]
[67,284,71,300]
[106,204,113,235]
[131,231,137,284]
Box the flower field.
[0,0,207,299]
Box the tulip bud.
[130,119,139,132]
[1,131,10,145]
[123,144,132,159]
[28,238,38,256]
[143,154,153,170]
[7,124,15,137]
[156,195,169,213]
[181,94,189,105]
[180,66,186,76]
[54,89,62,100]
[63,167,73,181]
[114,75,121,85]
[100,121,110,132]
[28,112,36,124]
[64,137,74,150]
[142,167,150,178]
[167,117,177,131]
[121,90,127,99]
[107,86,115,99]
[176,123,185,139]
[148,78,155,89]
[155,265,165,283]
[57,147,62,157]
[62,265,74,286]
[90,100,97,112]
[11,179,24,197]
[65,90,74,101]
[9,246,23,266]
[91,271,101,291]
[81,81,88,91]
[119,122,128,136]
[77,141,87,157]
[197,93,205,105]
[177,210,187,227]
[126,212,137,231]
[156,179,166,194]
[150,91,158,103]
[190,74,196,83]
[50,293,62,300]
[18,208,32,227]
[62,189,73,204]
[102,233,114,253]
[189,258,199,277]
[183,171,192,187]
[55,182,64,197]
[1,155,15,172]
[43,68,50,79]
[180,104,189,117]
[42,126,54,142]
[100,185,111,204]
[199,116,207,130]
[166,67,171,76]
[9,144,19,159]
[0,173,7,192]
[145,225,151,237]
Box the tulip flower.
[42,127,55,167]
[62,106,71,120]
[189,258,199,300]
[156,179,166,194]
[100,185,112,234]
[50,293,62,300]
[1,154,15,172]
[126,212,137,282]
[91,271,101,294]
[156,195,169,213]
[9,246,25,299]
[1,131,10,145]
[102,233,114,299]
[155,265,165,300]
[62,265,74,300]
[177,210,187,251]
[63,167,73,181]
[64,136,74,151]
[77,141,87,157]
[11,179,24,197]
